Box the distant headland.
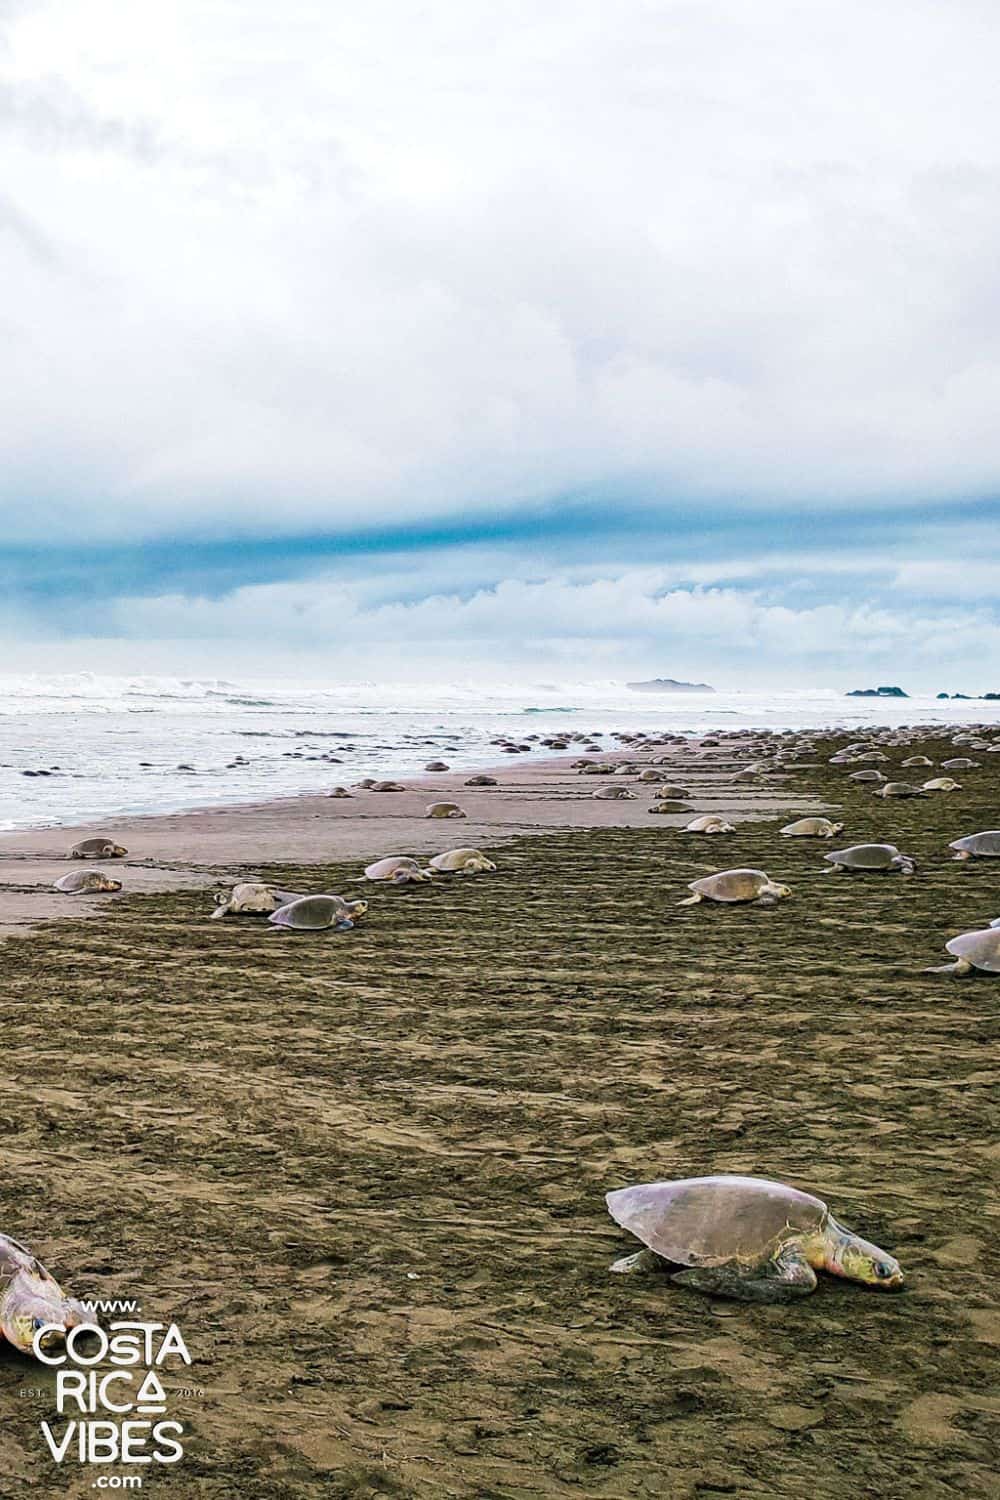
[626,678,716,693]
[847,686,1000,700]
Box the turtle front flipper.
[923,959,970,976]
[671,1245,817,1302]
[677,893,703,906]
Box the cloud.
[3,566,969,690]
[0,0,999,550]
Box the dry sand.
[0,735,996,1497]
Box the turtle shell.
[685,815,734,833]
[606,1175,828,1267]
[364,856,427,881]
[269,896,350,930]
[429,848,496,873]
[826,843,901,869]
[688,868,769,901]
[781,818,835,836]
[425,802,466,818]
[950,831,1000,857]
[848,770,886,782]
[878,782,925,798]
[945,928,1000,973]
[70,837,126,858]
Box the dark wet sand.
[0,735,997,1497]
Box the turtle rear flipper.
[923,958,973,976]
[610,1248,666,1275]
[671,1246,817,1302]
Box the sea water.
[1,673,998,832]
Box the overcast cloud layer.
[1,1,998,684]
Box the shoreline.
[0,738,829,938]
[0,720,994,1495]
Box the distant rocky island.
[847,686,908,698]
[627,678,715,693]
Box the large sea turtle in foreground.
[679,869,790,906]
[0,1233,90,1356]
[69,837,127,859]
[924,927,1000,976]
[824,843,915,875]
[605,1175,904,1301]
[949,831,1000,860]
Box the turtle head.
[2,1274,74,1355]
[824,1220,904,1290]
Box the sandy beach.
[0,732,996,1496]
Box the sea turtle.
[941,758,978,770]
[210,882,293,919]
[779,818,844,837]
[874,782,926,799]
[652,784,691,799]
[593,786,637,800]
[53,870,123,894]
[637,769,664,783]
[679,869,791,906]
[824,844,916,875]
[684,815,736,835]
[847,770,887,783]
[269,895,368,932]
[578,763,615,775]
[327,786,352,798]
[924,927,1000,975]
[371,781,405,792]
[69,837,127,860]
[902,755,933,767]
[425,802,467,819]
[605,1175,903,1301]
[424,761,450,771]
[922,778,961,792]
[949,831,1000,860]
[0,1232,90,1356]
[364,856,433,884]
[465,775,497,787]
[428,848,497,874]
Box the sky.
[1,0,998,689]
